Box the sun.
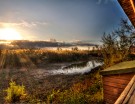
[0,28,22,40]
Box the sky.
[0,0,129,43]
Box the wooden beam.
[118,0,135,27]
[130,0,135,13]
[114,75,135,104]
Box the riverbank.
[0,60,103,103]
[0,49,103,103]
[0,49,102,69]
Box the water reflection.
[50,60,102,75]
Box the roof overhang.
[118,0,135,27]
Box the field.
[0,49,103,103]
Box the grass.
[0,49,102,68]
[46,71,103,104]
[2,68,103,104]
[0,49,103,103]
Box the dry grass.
[0,49,101,68]
[0,49,103,103]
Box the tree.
[102,19,135,68]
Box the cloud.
[34,21,48,26]
[96,0,114,4]
[0,20,48,28]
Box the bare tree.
[102,19,135,68]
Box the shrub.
[4,80,27,103]
[45,70,103,104]
[102,19,135,68]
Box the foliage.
[0,49,101,68]
[45,70,103,104]
[102,19,135,68]
[47,89,60,104]
[4,80,27,103]
[0,48,102,103]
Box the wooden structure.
[115,75,135,104]
[100,1,135,103]
[100,1,135,104]
[100,61,135,104]
[118,0,135,27]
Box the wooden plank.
[103,73,134,80]
[103,85,124,95]
[128,89,135,104]
[105,97,115,104]
[104,93,119,101]
[104,88,122,98]
[104,91,121,104]
[105,97,116,104]
[118,0,135,26]
[103,77,130,85]
[103,81,127,89]
[114,75,135,104]
[123,82,135,103]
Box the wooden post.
[114,75,135,104]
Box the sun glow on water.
[0,28,22,40]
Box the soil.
[0,60,101,103]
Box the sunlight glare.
[0,28,22,40]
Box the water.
[50,60,102,75]
[41,46,96,51]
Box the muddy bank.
[30,59,102,79]
[0,58,103,103]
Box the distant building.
[50,38,56,42]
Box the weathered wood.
[103,77,130,85]
[100,61,135,104]
[103,73,134,80]
[123,81,135,103]
[114,75,135,104]
[102,74,134,104]
[104,89,122,97]
[105,98,115,104]
[103,85,124,95]
[103,81,126,89]
[118,0,135,27]
[128,90,135,104]
[104,93,119,101]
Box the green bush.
[4,80,27,103]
